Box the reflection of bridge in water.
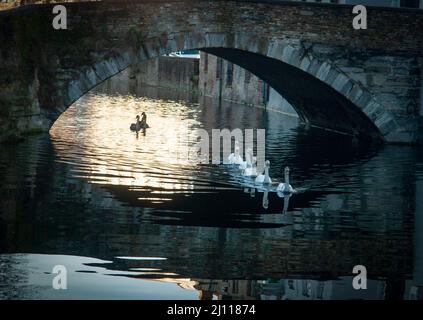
[1,71,423,300]
[186,277,419,300]
[0,118,422,288]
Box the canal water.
[0,72,422,300]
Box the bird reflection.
[135,127,147,140]
[244,187,256,198]
[244,187,293,213]
[262,190,269,209]
[278,192,292,215]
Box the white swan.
[239,148,252,170]
[277,166,295,194]
[244,155,258,177]
[255,160,272,184]
[238,148,251,170]
[228,141,243,165]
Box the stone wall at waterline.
[199,52,298,116]
[131,56,199,93]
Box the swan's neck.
[246,152,252,167]
[264,166,270,179]
[285,171,290,184]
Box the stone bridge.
[0,0,423,144]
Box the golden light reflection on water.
[50,91,209,192]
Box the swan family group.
[130,112,150,131]
[228,141,296,194]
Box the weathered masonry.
[0,0,423,143]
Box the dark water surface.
[1,75,422,300]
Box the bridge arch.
[59,32,394,141]
[1,1,422,144]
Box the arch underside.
[201,48,384,141]
[57,43,386,142]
